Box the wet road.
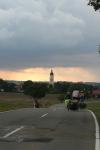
[0,104,95,150]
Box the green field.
[87,100,100,126]
[0,92,61,111]
[0,92,33,111]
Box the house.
[92,89,100,98]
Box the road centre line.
[40,113,48,118]
[88,110,100,150]
[3,126,24,138]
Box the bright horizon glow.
[0,67,99,82]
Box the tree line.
[0,79,96,107]
[0,79,17,92]
[0,79,95,96]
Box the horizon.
[4,78,100,84]
[0,67,100,83]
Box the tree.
[88,0,100,11]
[54,82,71,93]
[6,82,16,92]
[23,81,47,108]
[0,79,17,92]
[22,80,33,95]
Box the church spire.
[49,69,54,86]
[50,69,54,75]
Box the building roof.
[92,89,100,95]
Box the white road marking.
[88,110,100,150]
[40,113,48,118]
[3,126,24,138]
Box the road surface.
[0,104,95,150]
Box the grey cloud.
[0,0,99,72]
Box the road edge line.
[88,110,100,150]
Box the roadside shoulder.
[88,110,100,150]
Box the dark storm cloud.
[0,0,100,71]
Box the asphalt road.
[0,104,95,150]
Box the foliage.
[23,81,47,98]
[22,80,33,95]
[88,0,100,11]
[50,82,93,98]
[0,79,16,92]
[87,101,100,126]
[54,82,71,93]
[22,81,48,107]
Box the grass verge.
[0,92,34,111]
[87,100,100,126]
[0,101,34,112]
[0,92,61,111]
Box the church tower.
[49,69,54,86]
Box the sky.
[0,0,100,82]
